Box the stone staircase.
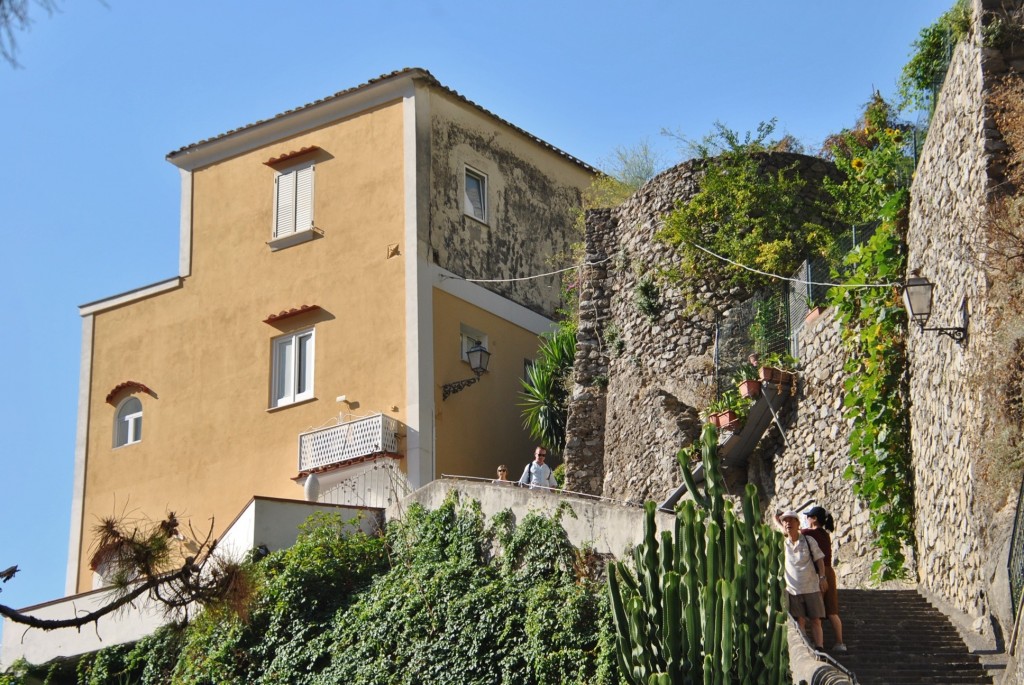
[822,589,996,684]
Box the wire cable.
[439,256,612,284]
[688,241,899,289]
[434,237,898,291]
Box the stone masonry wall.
[565,3,1024,670]
[905,4,997,639]
[564,154,840,504]
[760,309,878,589]
[563,208,615,495]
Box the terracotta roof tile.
[264,146,321,166]
[263,304,321,324]
[105,381,154,405]
[166,68,596,173]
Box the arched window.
[114,396,143,448]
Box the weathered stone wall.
[905,0,1000,642]
[564,154,840,503]
[563,209,615,495]
[760,309,878,588]
[565,2,1024,672]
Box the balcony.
[298,413,400,473]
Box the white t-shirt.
[784,533,824,595]
[519,461,557,489]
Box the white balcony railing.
[298,413,399,472]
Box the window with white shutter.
[274,162,315,239]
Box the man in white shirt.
[519,447,558,489]
[777,510,828,651]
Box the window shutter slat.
[274,171,297,238]
[294,165,314,231]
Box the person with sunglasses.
[492,465,513,485]
[518,447,558,490]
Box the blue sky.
[0,1,948,614]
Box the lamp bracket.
[919,324,967,344]
[442,371,482,401]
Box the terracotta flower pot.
[711,410,740,430]
[804,305,826,324]
[738,379,761,398]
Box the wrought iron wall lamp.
[902,273,968,344]
[442,344,491,400]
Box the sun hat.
[779,510,800,522]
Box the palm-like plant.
[519,322,577,452]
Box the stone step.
[818,589,993,685]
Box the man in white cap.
[776,510,828,651]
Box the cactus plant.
[607,423,789,684]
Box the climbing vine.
[826,95,916,581]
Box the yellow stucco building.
[66,69,595,595]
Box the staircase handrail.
[787,615,859,684]
[1008,475,1024,622]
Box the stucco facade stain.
[428,104,588,320]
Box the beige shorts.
[788,590,826,619]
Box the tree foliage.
[897,0,972,112]
[0,0,59,67]
[658,120,837,301]
[0,511,244,633]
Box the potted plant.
[700,390,749,431]
[804,298,827,323]
[759,352,799,385]
[732,362,761,399]
[700,396,733,429]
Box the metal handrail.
[438,474,646,508]
[1008,476,1024,621]
[788,616,859,683]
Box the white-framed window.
[460,323,488,363]
[114,396,143,448]
[464,166,487,222]
[274,162,315,239]
[271,328,315,408]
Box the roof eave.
[166,69,427,172]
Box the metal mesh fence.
[714,223,878,395]
[715,287,790,396]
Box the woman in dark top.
[802,506,846,652]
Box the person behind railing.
[492,465,513,485]
[802,506,846,653]
[518,447,558,490]
[776,510,828,652]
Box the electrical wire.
[435,237,898,290]
[687,241,900,289]
[439,256,612,284]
